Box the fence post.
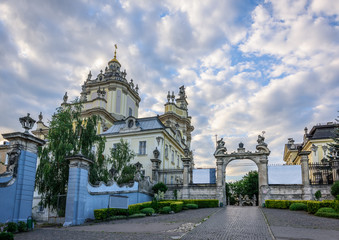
[299,151,311,186]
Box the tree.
[35,101,110,213]
[227,170,259,205]
[109,138,136,185]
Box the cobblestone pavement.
[262,208,339,240]
[181,206,273,240]
[14,208,220,240]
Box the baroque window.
[139,141,146,155]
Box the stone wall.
[261,184,334,203]
[164,184,218,200]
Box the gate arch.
[214,135,270,206]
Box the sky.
[1,0,339,181]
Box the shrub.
[331,181,339,198]
[314,190,322,201]
[140,208,155,216]
[108,215,127,220]
[289,203,307,211]
[17,221,27,232]
[316,207,336,214]
[0,232,14,240]
[152,182,168,193]
[129,213,146,218]
[186,204,198,209]
[265,200,309,209]
[307,200,334,214]
[170,202,183,213]
[181,199,218,208]
[315,212,339,219]
[94,209,107,220]
[159,206,172,214]
[4,222,17,233]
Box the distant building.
[284,122,338,165]
[0,141,10,174]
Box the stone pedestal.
[216,157,225,206]
[182,157,191,199]
[64,155,93,226]
[150,158,161,182]
[299,151,311,186]
[0,132,45,223]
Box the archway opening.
[225,159,258,206]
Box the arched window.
[129,107,133,116]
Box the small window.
[165,145,168,158]
[139,141,146,155]
[129,107,133,116]
[177,155,180,166]
[171,150,174,163]
[171,176,173,184]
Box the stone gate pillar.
[216,157,225,206]
[257,157,268,206]
[181,157,191,199]
[0,114,45,223]
[299,151,311,186]
[150,158,161,182]
[64,154,93,226]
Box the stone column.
[181,157,191,199]
[258,157,268,206]
[0,132,45,223]
[299,151,311,186]
[216,157,225,206]
[64,155,93,226]
[150,158,161,182]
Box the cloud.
[0,0,338,180]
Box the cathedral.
[33,46,194,184]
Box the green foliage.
[334,200,339,212]
[314,190,322,201]
[173,189,178,200]
[4,222,17,233]
[331,181,339,197]
[108,215,127,220]
[152,182,168,193]
[180,199,219,208]
[35,102,110,212]
[186,204,198,209]
[17,221,27,232]
[265,200,309,209]
[94,208,129,220]
[159,206,172,214]
[327,112,339,160]
[0,232,14,240]
[227,171,258,205]
[315,212,339,219]
[307,200,334,214]
[127,201,152,215]
[109,139,136,184]
[289,203,307,211]
[316,207,336,213]
[170,202,183,213]
[140,208,155,216]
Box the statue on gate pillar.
[214,138,227,156]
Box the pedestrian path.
[182,206,273,240]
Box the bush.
[289,203,307,211]
[0,232,14,240]
[307,200,334,214]
[331,181,339,198]
[17,221,27,232]
[315,212,339,219]
[4,222,17,233]
[316,207,336,213]
[314,190,322,201]
[140,208,155,216]
[170,202,183,213]
[181,199,219,208]
[94,209,107,220]
[265,200,308,209]
[159,206,172,214]
[186,204,198,209]
[152,182,168,193]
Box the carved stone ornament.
[153,147,160,159]
[6,147,21,176]
[214,138,227,156]
[19,113,36,133]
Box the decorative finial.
[171,91,175,102]
[87,71,92,81]
[38,112,43,122]
[135,84,139,93]
[63,92,68,103]
[19,113,36,133]
[114,44,118,59]
[167,91,171,102]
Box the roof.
[307,123,338,140]
[102,116,166,135]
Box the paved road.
[182,206,273,240]
[14,207,339,240]
[262,208,339,240]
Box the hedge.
[186,204,199,209]
[170,202,183,213]
[140,207,155,216]
[265,200,309,209]
[315,212,339,219]
[173,199,218,208]
[159,206,172,214]
[0,232,14,240]
[289,203,307,211]
[307,200,334,214]
[316,207,336,214]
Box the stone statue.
[257,134,265,145]
[6,147,21,176]
[178,85,186,100]
[214,138,227,155]
[153,147,160,159]
[217,138,226,150]
[63,92,68,103]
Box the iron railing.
[309,160,339,185]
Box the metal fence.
[309,160,339,185]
